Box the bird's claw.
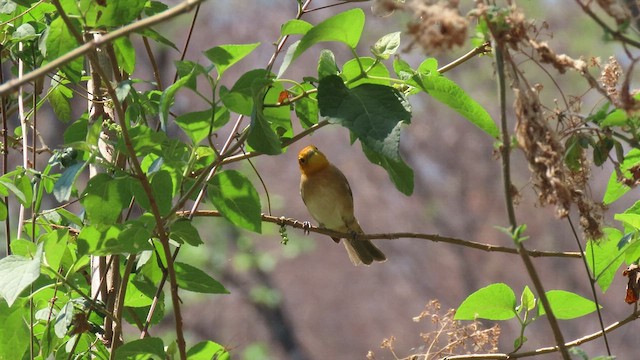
[302,221,311,235]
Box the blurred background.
[10,0,639,358]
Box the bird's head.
[298,145,329,176]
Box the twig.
[438,42,492,74]
[178,210,581,258]
[0,0,206,96]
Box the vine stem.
[494,43,570,359]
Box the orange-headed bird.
[298,145,386,265]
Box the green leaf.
[174,262,229,294]
[43,229,69,271]
[281,19,313,36]
[81,174,132,226]
[187,341,230,360]
[412,72,499,138]
[292,8,365,64]
[371,31,401,60]
[124,278,156,308]
[175,107,228,144]
[520,285,536,312]
[0,244,42,307]
[54,301,74,338]
[454,283,516,320]
[159,70,197,130]
[538,290,599,319]
[221,68,272,116]
[318,75,411,162]
[138,28,178,51]
[82,0,146,27]
[247,82,286,155]
[361,142,413,195]
[170,219,203,246]
[113,36,136,74]
[77,223,153,256]
[342,57,390,87]
[257,82,292,142]
[603,148,640,204]
[53,162,84,202]
[204,42,261,78]
[42,17,83,83]
[150,170,174,216]
[317,49,339,79]
[49,83,72,123]
[207,170,262,233]
[0,300,29,360]
[295,83,318,129]
[586,228,623,293]
[601,109,628,127]
[114,337,165,360]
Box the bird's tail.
[343,221,386,265]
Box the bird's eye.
[299,157,306,164]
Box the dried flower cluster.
[387,0,469,54]
[514,85,604,239]
[368,300,500,359]
[600,56,623,106]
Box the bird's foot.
[302,221,312,235]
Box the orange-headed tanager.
[298,145,386,265]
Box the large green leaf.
[291,8,365,63]
[207,170,262,233]
[175,262,229,294]
[361,142,413,195]
[318,75,411,161]
[412,72,499,138]
[0,300,29,359]
[221,68,272,116]
[204,42,260,78]
[586,228,623,293]
[454,283,516,320]
[0,244,42,307]
[114,337,165,360]
[80,174,132,226]
[538,290,599,319]
[187,341,230,360]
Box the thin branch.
[0,0,206,96]
[495,43,570,359]
[0,44,11,254]
[574,0,640,48]
[568,216,611,355]
[438,41,492,74]
[443,309,640,359]
[178,210,581,258]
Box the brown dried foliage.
[369,300,500,359]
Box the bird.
[298,145,386,265]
